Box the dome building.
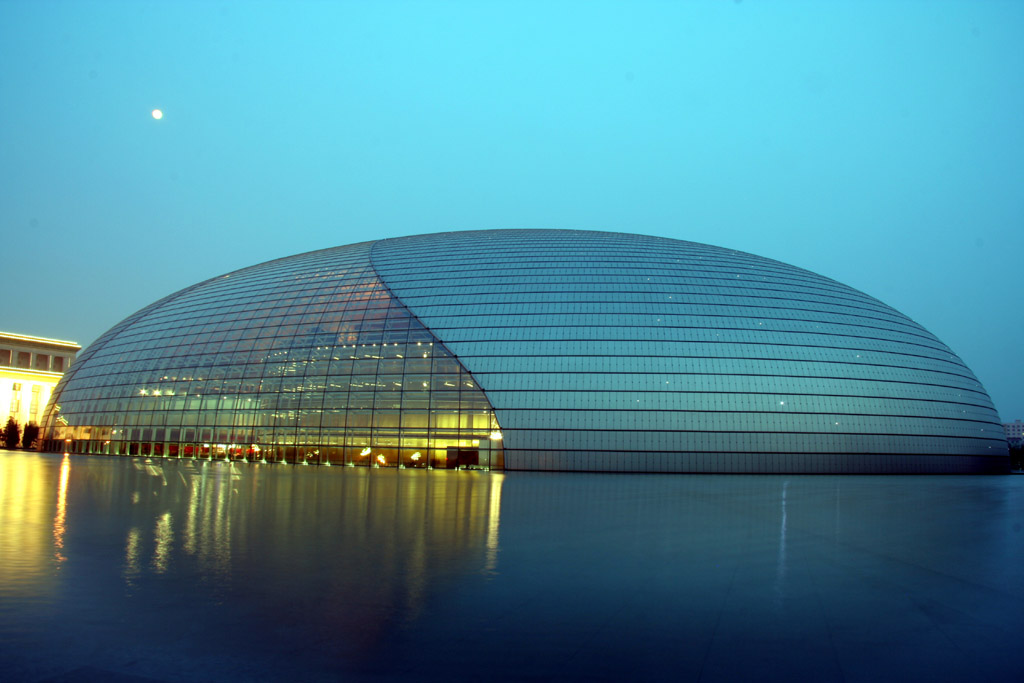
[41,230,1008,473]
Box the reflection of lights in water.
[11,455,511,650]
[124,527,141,584]
[403,473,427,619]
[775,480,788,602]
[0,454,64,593]
[207,468,233,575]
[485,474,504,574]
[185,464,199,555]
[153,512,173,573]
[53,454,70,563]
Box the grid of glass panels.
[371,230,1007,473]
[41,241,503,469]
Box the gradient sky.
[2,1,1022,421]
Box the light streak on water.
[52,454,70,563]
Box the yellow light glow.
[53,454,70,562]
[151,109,163,120]
[360,447,372,456]
[490,431,503,441]
[411,452,422,461]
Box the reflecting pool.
[1,450,1023,681]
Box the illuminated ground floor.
[41,434,503,469]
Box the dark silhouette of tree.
[22,423,40,450]
[3,418,20,449]
[1010,443,1024,471]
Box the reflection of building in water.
[1,332,79,437]
[53,454,70,562]
[113,460,503,654]
[0,453,66,599]
[0,449,504,656]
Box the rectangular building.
[1,332,81,441]
[1005,419,1024,446]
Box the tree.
[22,423,40,450]
[1010,443,1024,472]
[3,418,20,449]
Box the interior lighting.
[489,431,503,441]
[376,454,387,465]
[360,446,372,456]
[411,452,422,461]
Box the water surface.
[1,451,1022,681]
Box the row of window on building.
[1005,419,1024,445]
[1,332,81,439]
[0,348,70,373]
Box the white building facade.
[1,332,80,441]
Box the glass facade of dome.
[41,241,503,469]
[41,230,1008,473]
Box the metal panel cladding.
[370,229,1007,472]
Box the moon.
[151,109,163,120]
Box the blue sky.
[2,0,1022,421]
